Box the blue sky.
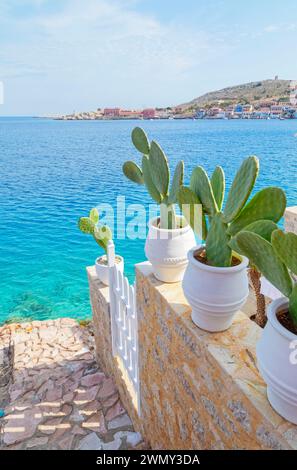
[0,0,297,115]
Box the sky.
[0,0,297,115]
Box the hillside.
[178,79,292,110]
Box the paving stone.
[101,436,122,450]
[26,436,49,449]
[105,400,126,421]
[78,432,103,450]
[71,424,87,436]
[69,409,84,423]
[103,393,119,408]
[99,378,117,399]
[3,407,43,445]
[108,413,133,430]
[46,384,63,401]
[82,411,107,434]
[81,372,105,387]
[74,385,99,404]
[58,433,75,450]
[39,417,63,435]
[0,319,142,451]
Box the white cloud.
[0,0,235,113]
[264,23,297,33]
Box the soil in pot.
[277,309,297,335]
[97,255,122,266]
[193,248,241,267]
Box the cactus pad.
[78,217,95,234]
[289,285,297,327]
[149,141,170,197]
[229,219,278,255]
[178,186,206,239]
[123,161,144,185]
[190,166,218,216]
[205,212,231,267]
[236,231,293,298]
[228,187,286,235]
[223,156,259,223]
[271,230,297,277]
[211,166,225,211]
[89,208,99,224]
[168,161,184,204]
[131,127,150,155]
[94,225,112,252]
[142,155,162,204]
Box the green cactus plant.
[178,156,286,267]
[78,208,112,254]
[236,229,297,327]
[123,127,184,229]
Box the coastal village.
[56,101,297,121]
[55,78,297,121]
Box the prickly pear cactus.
[178,156,286,268]
[237,229,297,327]
[78,208,112,254]
[123,127,185,229]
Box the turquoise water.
[0,117,296,324]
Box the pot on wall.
[145,216,196,283]
[257,297,297,425]
[182,246,249,332]
[95,255,124,286]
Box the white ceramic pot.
[95,255,124,286]
[257,297,297,424]
[145,216,196,283]
[182,246,249,332]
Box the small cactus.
[123,127,184,229]
[178,156,286,267]
[236,229,297,327]
[78,208,112,254]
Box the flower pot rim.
[267,297,297,342]
[95,254,123,266]
[187,245,249,273]
[148,216,191,233]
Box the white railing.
[107,241,140,410]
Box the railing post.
[108,240,117,356]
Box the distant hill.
[178,79,292,110]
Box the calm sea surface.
[0,117,296,324]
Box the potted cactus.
[78,208,123,285]
[178,156,286,332]
[236,229,297,424]
[123,127,195,282]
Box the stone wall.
[87,206,297,450]
[285,206,297,233]
[136,264,297,450]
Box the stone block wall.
[136,264,297,450]
[87,207,297,450]
[285,206,297,233]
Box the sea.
[0,117,296,324]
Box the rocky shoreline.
[0,318,144,450]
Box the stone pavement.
[0,318,143,450]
